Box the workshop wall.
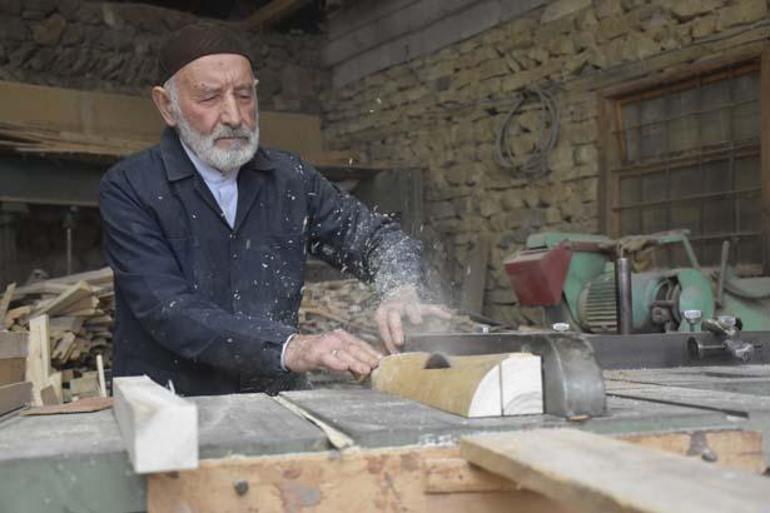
[321,0,769,324]
[0,0,326,112]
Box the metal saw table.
[1,364,769,513]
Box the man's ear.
[151,86,177,127]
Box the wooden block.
[41,371,62,405]
[113,375,198,474]
[0,381,32,415]
[461,428,770,513]
[69,371,100,398]
[0,358,26,385]
[372,352,542,417]
[0,331,28,359]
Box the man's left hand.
[375,286,451,354]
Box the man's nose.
[220,93,242,127]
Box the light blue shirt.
[180,142,239,229]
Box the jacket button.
[232,253,238,259]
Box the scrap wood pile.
[0,268,483,399]
[1,267,115,402]
[299,279,480,339]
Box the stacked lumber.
[2,267,114,400]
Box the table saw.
[1,355,770,513]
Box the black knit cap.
[158,23,253,84]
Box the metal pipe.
[65,226,73,275]
[615,256,633,335]
[716,240,730,308]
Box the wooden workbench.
[1,365,769,513]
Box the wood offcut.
[371,352,543,417]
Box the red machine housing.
[503,242,572,306]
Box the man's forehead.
[176,53,254,87]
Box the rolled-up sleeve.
[99,170,295,378]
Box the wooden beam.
[461,428,770,513]
[0,81,333,165]
[242,0,311,30]
[113,375,198,474]
[147,428,765,513]
[148,445,569,513]
[371,352,542,417]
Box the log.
[112,375,198,474]
[371,352,542,417]
[461,429,770,513]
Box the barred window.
[605,60,765,273]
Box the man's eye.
[201,96,218,103]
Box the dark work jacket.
[99,128,421,396]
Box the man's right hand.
[283,329,383,376]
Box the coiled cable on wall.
[494,85,560,178]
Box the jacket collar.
[160,127,275,182]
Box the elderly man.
[99,24,446,396]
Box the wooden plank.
[113,375,198,474]
[461,428,770,513]
[427,429,765,494]
[371,352,542,417]
[0,81,332,163]
[26,315,51,406]
[147,444,568,513]
[242,0,311,30]
[0,283,15,323]
[32,281,93,317]
[22,396,112,416]
[0,381,32,416]
[0,358,26,385]
[0,331,28,359]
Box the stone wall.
[321,0,770,324]
[0,0,326,112]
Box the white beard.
[174,109,260,174]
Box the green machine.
[504,231,770,360]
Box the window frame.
[597,45,770,274]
